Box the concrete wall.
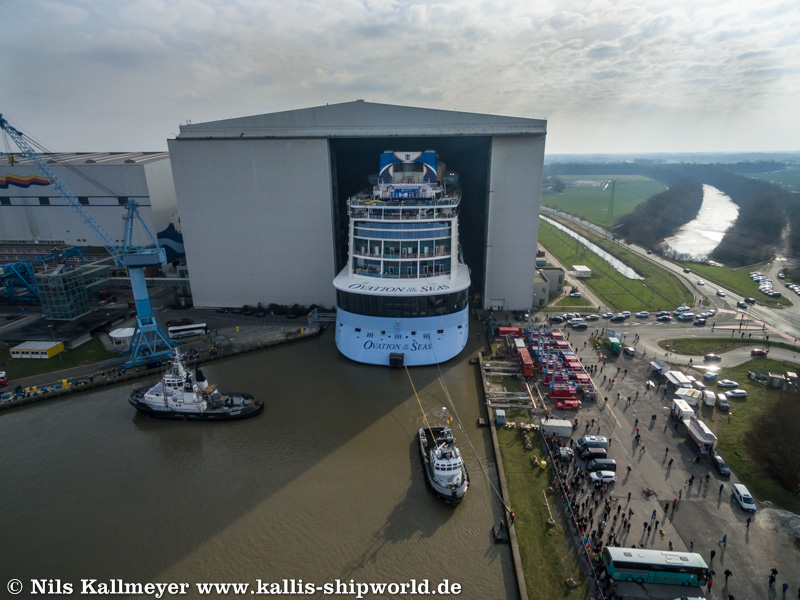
[0,163,165,247]
[168,138,336,308]
[483,135,545,309]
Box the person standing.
[724,568,732,582]
[746,517,751,529]
[720,534,727,547]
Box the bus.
[602,547,709,586]
[168,323,209,340]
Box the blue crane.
[0,113,174,367]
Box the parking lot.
[538,320,799,600]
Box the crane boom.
[1,113,174,367]
[0,114,122,263]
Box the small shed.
[495,409,506,425]
[10,341,65,360]
[572,265,592,279]
[109,327,136,351]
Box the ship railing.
[352,249,451,259]
[353,269,451,279]
[348,197,459,208]
[349,208,460,220]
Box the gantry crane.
[0,113,174,367]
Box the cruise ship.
[333,150,471,367]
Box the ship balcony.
[349,203,459,221]
[351,248,451,260]
[352,268,452,279]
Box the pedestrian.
[647,524,652,534]
[634,418,639,428]
[652,509,657,519]
[690,536,695,550]
[627,491,631,502]
[655,519,660,530]
[710,549,716,561]
[771,568,779,576]
[668,541,673,550]
[672,499,677,509]
[641,443,646,453]
[783,583,789,594]
[707,578,713,591]
[719,483,724,496]
[679,489,682,500]
[746,517,751,529]
[664,423,668,432]
[664,502,669,513]
[720,534,727,547]
[668,457,674,469]
[665,447,669,456]
[769,574,776,588]
[626,465,632,474]
[724,569,732,582]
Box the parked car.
[586,314,600,321]
[677,313,695,322]
[602,312,614,319]
[745,297,756,304]
[623,347,636,356]
[693,318,706,326]
[549,316,565,323]
[717,379,738,388]
[571,322,588,330]
[737,301,748,308]
[555,399,582,411]
[725,389,748,399]
[732,483,757,512]
[568,317,584,326]
[751,348,768,357]
[621,311,631,318]
[558,447,575,462]
[713,453,731,477]
[716,290,726,297]
[635,311,649,318]
[717,394,730,411]
[569,292,583,298]
[704,353,722,362]
[610,314,626,322]
[589,471,617,484]
[657,315,672,322]
[656,311,670,317]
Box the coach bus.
[602,547,709,586]
[167,323,209,340]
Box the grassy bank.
[657,337,799,355]
[538,219,692,312]
[496,415,591,600]
[542,175,666,227]
[0,338,118,380]
[701,358,800,514]
[681,262,790,307]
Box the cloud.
[1,0,798,153]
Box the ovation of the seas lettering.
[349,283,450,293]
[364,340,433,351]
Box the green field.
[0,337,117,381]
[543,175,666,227]
[748,167,800,193]
[497,417,591,600]
[681,262,791,307]
[697,359,800,514]
[538,219,692,312]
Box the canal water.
[0,329,514,598]
[540,215,644,279]
[663,184,739,259]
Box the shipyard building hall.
[168,101,546,311]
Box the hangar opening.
[329,136,491,299]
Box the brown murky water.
[0,330,514,598]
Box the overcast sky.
[2,0,798,154]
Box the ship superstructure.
[333,151,470,366]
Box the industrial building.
[168,100,546,310]
[0,152,180,255]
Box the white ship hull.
[335,307,468,366]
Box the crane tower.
[0,113,174,367]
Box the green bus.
[602,547,709,586]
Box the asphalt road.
[516,312,799,600]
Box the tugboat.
[418,426,469,506]
[129,351,262,420]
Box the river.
[663,184,739,259]
[0,329,514,598]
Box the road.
[541,207,800,341]
[510,310,800,600]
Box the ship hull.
[129,387,263,420]
[335,307,468,366]
[418,427,469,506]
